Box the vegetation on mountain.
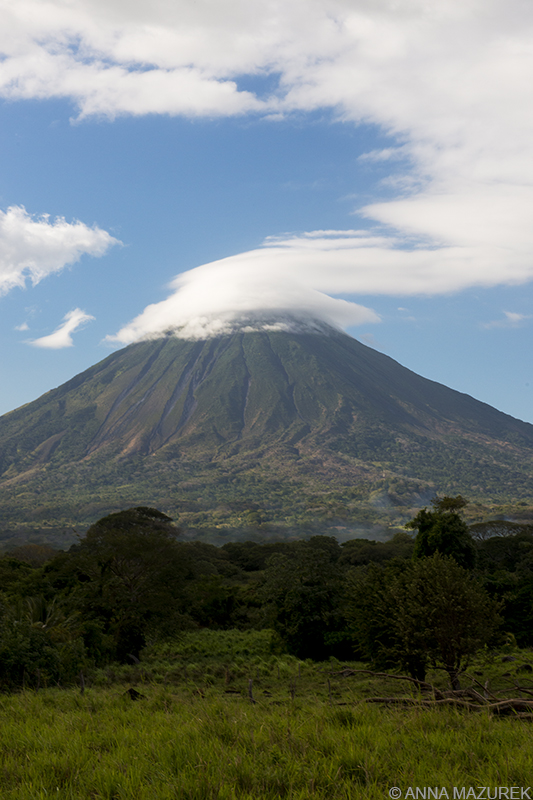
[1,330,533,543]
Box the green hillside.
[1,328,533,542]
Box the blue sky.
[1,0,533,423]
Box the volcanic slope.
[1,328,532,531]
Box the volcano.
[1,327,533,536]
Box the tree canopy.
[406,495,476,569]
[348,553,501,686]
[70,507,189,659]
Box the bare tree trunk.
[446,666,461,690]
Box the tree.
[390,554,501,688]
[5,544,58,568]
[0,594,86,689]
[348,554,501,687]
[475,527,533,647]
[432,495,467,513]
[260,537,347,660]
[347,559,412,670]
[71,507,190,660]
[406,495,476,569]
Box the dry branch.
[363,694,533,716]
[364,696,478,710]
[331,669,430,688]
[335,669,533,718]
[485,699,533,715]
[330,669,446,699]
[465,675,500,702]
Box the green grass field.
[2,683,533,799]
[2,630,533,799]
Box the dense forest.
[1,498,532,693]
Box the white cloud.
[0,0,275,118]
[14,322,29,331]
[108,223,533,342]
[505,312,531,325]
[0,205,120,296]
[4,1,533,326]
[482,311,533,330]
[29,308,95,348]
[107,253,381,343]
[357,148,407,164]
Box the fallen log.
[485,699,533,715]
[363,695,533,716]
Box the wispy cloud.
[29,308,95,349]
[0,206,120,296]
[482,311,533,330]
[109,228,533,343]
[4,1,533,332]
[107,248,381,343]
[358,149,408,164]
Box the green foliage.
[348,554,501,687]
[144,628,281,666]
[339,532,414,567]
[0,558,33,596]
[222,541,294,571]
[0,594,86,689]
[345,559,409,669]
[4,544,58,567]
[390,554,501,687]
[260,537,349,660]
[1,497,532,701]
[69,507,191,660]
[470,519,533,540]
[474,526,533,647]
[433,494,468,512]
[407,495,476,569]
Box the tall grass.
[2,631,533,798]
[1,685,532,799]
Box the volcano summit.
[1,326,532,538]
